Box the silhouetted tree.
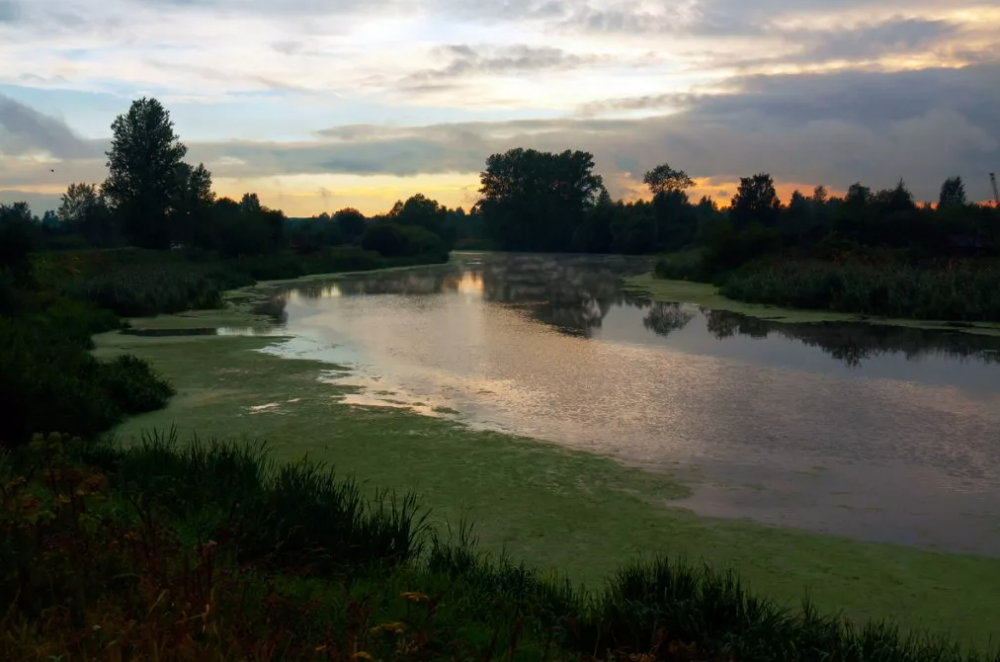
[58,182,115,246]
[643,163,694,195]
[103,97,187,249]
[333,207,367,244]
[872,179,915,215]
[392,194,453,246]
[172,163,214,245]
[938,176,967,209]
[730,173,781,228]
[479,148,603,252]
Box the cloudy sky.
[1,0,998,216]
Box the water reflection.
[284,255,1000,369]
[269,253,1000,554]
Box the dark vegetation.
[469,150,1000,321]
[3,97,1000,659]
[642,175,1000,321]
[0,96,458,446]
[3,431,998,661]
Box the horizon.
[1,0,998,216]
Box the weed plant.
[2,431,996,661]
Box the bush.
[363,222,449,260]
[98,355,175,414]
[0,307,173,445]
[654,249,708,281]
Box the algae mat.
[94,330,1000,649]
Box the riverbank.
[624,273,1000,337]
[95,298,1000,650]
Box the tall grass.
[3,431,994,661]
[720,260,1000,322]
[81,429,428,573]
[653,249,711,282]
[53,246,449,317]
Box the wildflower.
[400,591,428,603]
[371,621,406,635]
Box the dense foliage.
[2,432,996,661]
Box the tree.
[392,194,452,245]
[173,163,215,245]
[845,182,871,207]
[643,163,694,196]
[811,185,828,206]
[0,202,37,288]
[872,179,916,215]
[103,97,188,249]
[58,182,115,246]
[479,148,604,251]
[573,188,615,253]
[938,176,967,209]
[240,192,262,213]
[333,207,367,244]
[730,173,781,228]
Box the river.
[248,252,1000,556]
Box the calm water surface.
[261,253,1000,555]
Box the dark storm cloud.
[5,61,998,204]
[0,94,99,159]
[792,18,959,63]
[188,63,998,201]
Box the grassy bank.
[4,433,999,661]
[623,273,1000,337]
[643,249,1000,328]
[93,324,1000,650]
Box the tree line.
[0,97,478,272]
[2,97,998,277]
[475,148,999,267]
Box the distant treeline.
[472,149,999,259]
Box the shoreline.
[94,274,1000,648]
[624,273,1000,337]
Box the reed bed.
[720,260,1000,322]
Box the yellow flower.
[371,621,406,635]
[400,591,429,603]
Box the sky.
[0,0,998,217]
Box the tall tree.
[392,193,451,243]
[240,192,262,213]
[333,207,367,244]
[173,163,215,245]
[730,173,781,228]
[845,182,871,207]
[873,179,916,214]
[479,148,603,251]
[938,176,967,209]
[102,97,188,249]
[643,163,694,196]
[58,182,115,245]
[811,185,828,206]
